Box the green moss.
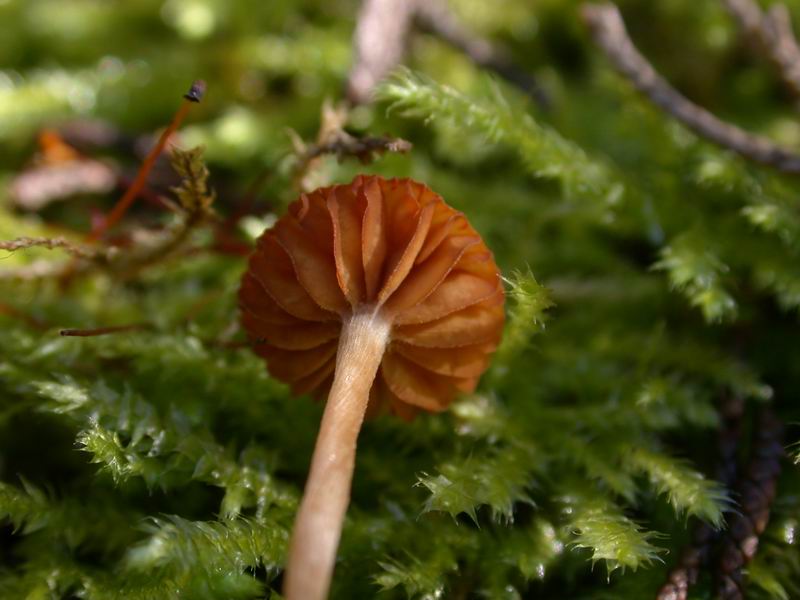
[1,1,799,598]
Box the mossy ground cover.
[1,1,799,598]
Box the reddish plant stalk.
[283,309,391,600]
[87,80,205,242]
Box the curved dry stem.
[87,80,205,243]
[283,308,391,600]
[582,3,800,174]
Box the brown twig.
[581,3,800,174]
[0,236,99,259]
[86,80,205,243]
[0,221,208,283]
[347,0,548,106]
[656,395,744,600]
[0,221,195,283]
[60,323,152,337]
[723,0,800,100]
[301,133,412,165]
[414,0,549,107]
[715,408,784,600]
[291,101,412,192]
[348,0,417,104]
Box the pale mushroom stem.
[284,308,391,600]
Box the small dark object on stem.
[184,79,207,103]
[60,323,152,337]
[582,3,800,174]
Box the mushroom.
[238,174,504,600]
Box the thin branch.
[723,0,800,100]
[582,3,800,174]
[0,220,208,284]
[86,80,205,243]
[291,101,412,192]
[302,133,412,164]
[0,236,100,259]
[415,0,549,107]
[0,219,196,284]
[348,0,416,104]
[347,0,548,106]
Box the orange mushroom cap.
[239,175,504,419]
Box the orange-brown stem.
[86,100,190,242]
[284,308,391,600]
[87,80,205,242]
